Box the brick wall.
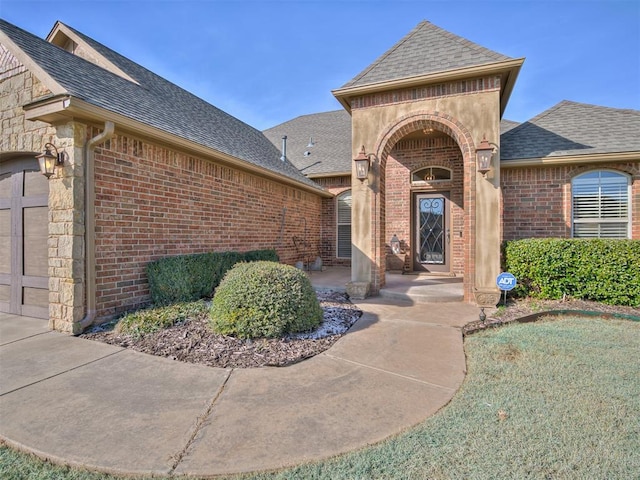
[313,175,352,267]
[502,162,640,240]
[91,128,323,320]
[386,136,465,274]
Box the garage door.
[0,157,49,319]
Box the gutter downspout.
[77,121,115,333]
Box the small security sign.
[496,272,517,291]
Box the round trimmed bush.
[210,261,323,339]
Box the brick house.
[1,19,638,333]
[1,20,330,333]
[265,22,639,304]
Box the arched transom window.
[572,170,630,238]
[412,167,452,184]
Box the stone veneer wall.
[386,136,465,275]
[1,53,86,333]
[502,162,640,240]
[90,127,323,321]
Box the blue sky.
[2,0,639,130]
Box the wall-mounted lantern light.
[390,234,401,254]
[36,143,64,179]
[476,137,496,177]
[353,146,370,181]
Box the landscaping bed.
[463,297,639,335]
[81,290,362,368]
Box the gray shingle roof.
[0,19,322,191]
[500,119,520,135]
[501,100,640,160]
[342,20,512,89]
[263,110,352,176]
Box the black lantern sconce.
[36,143,64,179]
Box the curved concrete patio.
[0,288,479,477]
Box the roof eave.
[332,58,525,115]
[501,151,640,168]
[306,171,351,179]
[23,96,331,198]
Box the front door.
[414,193,450,273]
[0,157,49,319]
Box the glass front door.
[414,193,450,273]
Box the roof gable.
[501,100,640,160]
[46,21,138,84]
[0,19,323,193]
[342,20,513,89]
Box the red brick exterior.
[387,137,465,275]
[90,128,323,321]
[502,162,640,241]
[313,176,352,267]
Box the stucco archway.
[368,112,478,300]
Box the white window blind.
[572,171,630,238]
[337,190,352,258]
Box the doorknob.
[446,229,450,244]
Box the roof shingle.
[0,19,322,191]
[342,20,512,89]
[501,100,640,160]
[263,110,352,176]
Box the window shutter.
[337,191,352,258]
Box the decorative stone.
[473,287,501,307]
[346,281,370,300]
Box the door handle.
[446,229,450,244]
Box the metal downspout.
[77,121,115,332]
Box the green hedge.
[210,261,322,339]
[503,239,640,307]
[147,249,278,305]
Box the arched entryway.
[0,155,49,319]
[369,113,477,300]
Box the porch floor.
[308,267,464,303]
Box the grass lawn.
[1,315,638,479]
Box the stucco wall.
[349,82,502,301]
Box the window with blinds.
[337,190,352,258]
[572,170,630,238]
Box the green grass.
[2,315,638,479]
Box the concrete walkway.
[0,297,479,477]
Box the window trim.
[336,190,352,259]
[571,169,631,239]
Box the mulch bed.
[463,298,639,336]
[82,292,638,366]
[81,291,362,369]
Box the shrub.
[115,300,208,337]
[147,250,278,305]
[210,261,323,339]
[504,238,640,306]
